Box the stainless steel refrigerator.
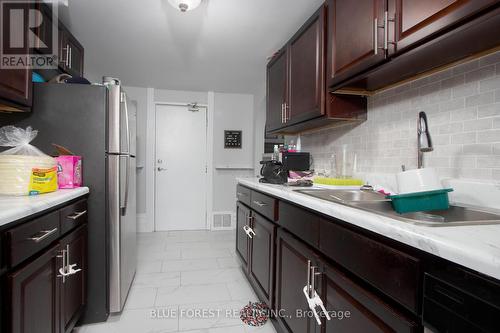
[1,77,137,323]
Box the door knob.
[157,167,167,171]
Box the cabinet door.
[59,225,87,333]
[236,202,251,270]
[0,1,32,109]
[9,244,62,333]
[67,36,84,77]
[275,229,317,333]
[327,0,387,87]
[287,5,326,126]
[248,212,276,308]
[317,262,419,333]
[393,0,499,52]
[266,48,287,132]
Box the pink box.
[56,156,82,189]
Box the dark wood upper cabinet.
[9,244,61,333]
[393,0,500,52]
[0,1,32,112]
[287,6,326,126]
[327,0,388,87]
[59,24,84,77]
[266,48,288,132]
[275,229,317,333]
[248,212,276,308]
[266,4,367,135]
[318,262,419,333]
[236,202,250,269]
[59,226,87,333]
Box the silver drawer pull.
[253,200,267,207]
[237,192,248,197]
[28,228,58,242]
[67,210,87,220]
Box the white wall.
[126,87,256,231]
[212,93,255,212]
[253,86,267,176]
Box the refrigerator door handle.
[121,155,130,216]
[121,91,131,154]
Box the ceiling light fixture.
[168,0,202,12]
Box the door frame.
[145,89,215,232]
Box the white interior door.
[155,104,208,231]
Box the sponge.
[313,177,364,186]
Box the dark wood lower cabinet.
[248,212,276,308]
[319,263,419,333]
[2,198,88,333]
[276,229,419,333]
[9,244,61,333]
[236,202,251,269]
[60,226,87,333]
[275,229,318,333]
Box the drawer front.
[7,210,60,267]
[60,200,88,234]
[319,219,421,313]
[279,202,319,247]
[251,190,278,221]
[236,185,252,206]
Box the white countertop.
[0,187,89,228]
[238,178,500,281]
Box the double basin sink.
[294,188,500,227]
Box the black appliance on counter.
[259,160,287,184]
[281,151,311,171]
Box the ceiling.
[61,0,324,95]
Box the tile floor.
[75,230,277,333]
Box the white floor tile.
[181,268,246,286]
[155,283,232,306]
[217,256,241,269]
[181,248,233,260]
[133,272,181,288]
[124,287,157,310]
[78,231,276,333]
[162,258,219,272]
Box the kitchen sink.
[297,189,389,203]
[295,189,500,226]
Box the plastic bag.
[0,126,57,195]
[0,126,46,156]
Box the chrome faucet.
[417,111,433,169]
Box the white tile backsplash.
[299,51,500,183]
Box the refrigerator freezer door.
[108,154,137,313]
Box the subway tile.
[476,156,500,168]
[497,63,500,75]
[494,143,500,155]
[433,134,451,146]
[479,76,500,93]
[478,104,500,118]
[493,169,500,181]
[493,117,500,129]
[450,107,477,121]
[452,156,476,169]
[496,89,500,103]
[463,118,492,131]
[464,65,495,83]
[457,168,493,180]
[441,74,465,89]
[451,132,476,144]
[465,91,495,107]
[462,143,493,155]
[452,82,478,98]
[452,60,479,75]
[439,99,464,112]
[477,129,500,143]
[426,157,450,168]
[479,51,500,67]
[439,122,463,134]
